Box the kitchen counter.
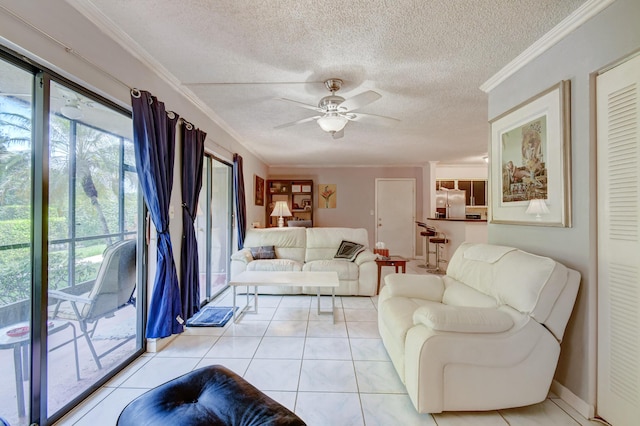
[428,217,487,222]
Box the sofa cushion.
[334,240,365,261]
[305,228,369,262]
[246,259,303,272]
[493,250,561,316]
[249,245,276,260]
[442,277,498,308]
[413,304,514,333]
[243,228,306,263]
[447,243,564,317]
[303,259,359,280]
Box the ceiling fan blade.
[277,98,323,112]
[274,115,320,129]
[350,112,400,125]
[338,90,381,112]
[332,129,344,139]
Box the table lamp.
[270,201,292,227]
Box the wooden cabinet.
[436,179,487,206]
[265,179,313,227]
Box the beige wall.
[269,166,423,250]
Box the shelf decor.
[265,179,313,226]
[489,81,571,227]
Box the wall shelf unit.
[266,179,314,227]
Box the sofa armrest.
[230,248,253,264]
[383,273,445,301]
[354,249,377,265]
[413,304,514,333]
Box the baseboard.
[146,334,178,353]
[551,380,595,420]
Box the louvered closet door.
[596,54,640,426]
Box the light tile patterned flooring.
[57,261,601,425]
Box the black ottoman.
[117,365,306,426]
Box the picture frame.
[489,80,571,227]
[319,184,337,209]
[254,175,264,206]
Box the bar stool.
[416,221,436,268]
[427,232,449,274]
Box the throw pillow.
[334,240,365,262]
[249,245,277,260]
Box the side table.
[0,320,79,417]
[375,256,408,294]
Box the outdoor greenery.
[1,102,136,305]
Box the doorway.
[374,178,416,259]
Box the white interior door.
[375,178,415,258]
[596,53,640,426]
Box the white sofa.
[378,242,580,414]
[230,227,378,296]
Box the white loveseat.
[230,227,378,296]
[378,242,580,414]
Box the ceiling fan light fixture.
[317,114,348,133]
[61,104,83,120]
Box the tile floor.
[56,261,602,426]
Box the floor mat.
[185,306,236,327]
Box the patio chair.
[49,239,137,369]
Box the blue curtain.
[180,122,205,320]
[233,154,247,249]
[131,90,183,339]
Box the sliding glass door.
[0,57,34,424]
[0,53,144,425]
[196,155,232,306]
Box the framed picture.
[254,175,264,206]
[489,81,571,227]
[318,184,337,209]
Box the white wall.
[436,164,488,180]
[486,0,640,411]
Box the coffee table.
[229,271,339,323]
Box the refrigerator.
[435,189,466,219]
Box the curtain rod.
[3,5,234,156]
[1,4,132,92]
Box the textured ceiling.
[77,0,586,166]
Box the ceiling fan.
[58,88,102,120]
[275,78,399,139]
[0,87,103,120]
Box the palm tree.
[1,110,118,243]
[0,112,31,207]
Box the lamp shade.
[317,114,348,133]
[525,198,550,220]
[270,201,292,217]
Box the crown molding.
[480,0,616,93]
[65,0,266,163]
